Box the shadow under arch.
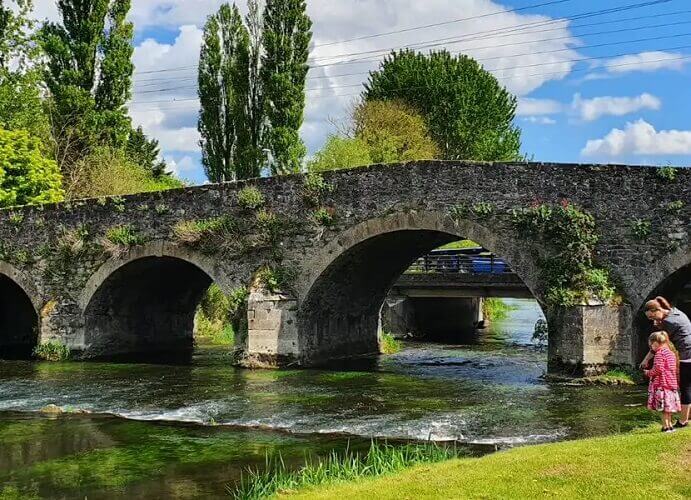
[80,241,234,361]
[0,261,40,359]
[295,211,546,364]
[634,247,691,361]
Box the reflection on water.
[0,299,653,498]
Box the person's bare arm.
[639,350,654,370]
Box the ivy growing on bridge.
[510,202,618,307]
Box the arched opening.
[83,256,217,361]
[0,273,39,359]
[637,261,691,360]
[298,226,546,365]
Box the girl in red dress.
[644,331,682,432]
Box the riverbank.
[279,427,690,499]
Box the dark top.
[662,308,691,361]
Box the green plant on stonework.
[256,210,284,246]
[12,249,31,266]
[380,331,402,355]
[447,203,469,222]
[511,202,616,306]
[33,341,70,362]
[471,201,494,218]
[8,212,23,225]
[257,265,296,294]
[102,225,145,258]
[237,186,265,210]
[55,226,88,261]
[630,219,652,241]
[313,207,336,226]
[666,200,685,213]
[303,172,334,207]
[228,440,461,500]
[173,216,242,254]
[656,165,678,182]
[111,196,125,213]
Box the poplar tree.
[40,0,134,167]
[241,0,266,176]
[198,3,250,182]
[260,0,311,175]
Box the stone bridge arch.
[287,210,546,365]
[78,240,244,360]
[0,261,40,359]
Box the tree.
[198,3,251,182]
[363,50,522,162]
[40,0,134,167]
[261,0,312,175]
[0,0,49,143]
[126,126,167,177]
[353,100,438,163]
[0,128,64,207]
[308,136,371,172]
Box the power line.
[311,0,577,48]
[309,0,678,63]
[131,30,691,96]
[133,0,676,78]
[128,49,691,108]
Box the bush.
[172,216,240,254]
[303,172,334,207]
[257,266,295,294]
[313,207,336,226]
[33,342,70,361]
[0,128,64,207]
[656,165,678,182]
[56,226,88,260]
[380,331,402,354]
[482,298,516,321]
[532,319,549,345]
[308,136,372,172]
[64,147,182,199]
[237,186,265,210]
[630,219,652,241]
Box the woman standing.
[642,296,691,428]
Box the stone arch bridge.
[0,161,689,375]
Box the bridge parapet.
[0,161,688,374]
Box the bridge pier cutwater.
[0,161,688,375]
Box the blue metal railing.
[407,249,512,275]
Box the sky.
[30,0,691,184]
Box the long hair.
[645,296,672,312]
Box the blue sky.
[33,0,691,183]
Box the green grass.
[584,368,642,386]
[482,298,517,322]
[437,240,481,250]
[228,441,462,500]
[32,342,70,362]
[282,427,691,499]
[379,332,402,355]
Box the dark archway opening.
[637,262,691,360]
[0,274,38,359]
[299,229,545,365]
[84,257,214,362]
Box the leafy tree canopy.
[0,128,64,207]
[363,50,522,162]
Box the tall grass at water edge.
[227,441,462,499]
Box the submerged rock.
[40,404,63,415]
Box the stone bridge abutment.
[0,161,688,375]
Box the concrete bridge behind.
[0,161,689,375]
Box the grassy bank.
[482,298,517,322]
[277,428,690,499]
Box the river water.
[0,299,654,498]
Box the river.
[0,299,653,498]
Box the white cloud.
[571,93,661,122]
[582,119,691,158]
[601,51,689,74]
[523,116,556,125]
[166,155,198,177]
[517,98,562,116]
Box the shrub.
[471,201,494,218]
[380,331,402,354]
[33,341,70,361]
[630,219,652,241]
[172,216,240,254]
[532,319,549,345]
[237,186,265,210]
[447,203,469,221]
[56,226,88,260]
[0,128,64,208]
